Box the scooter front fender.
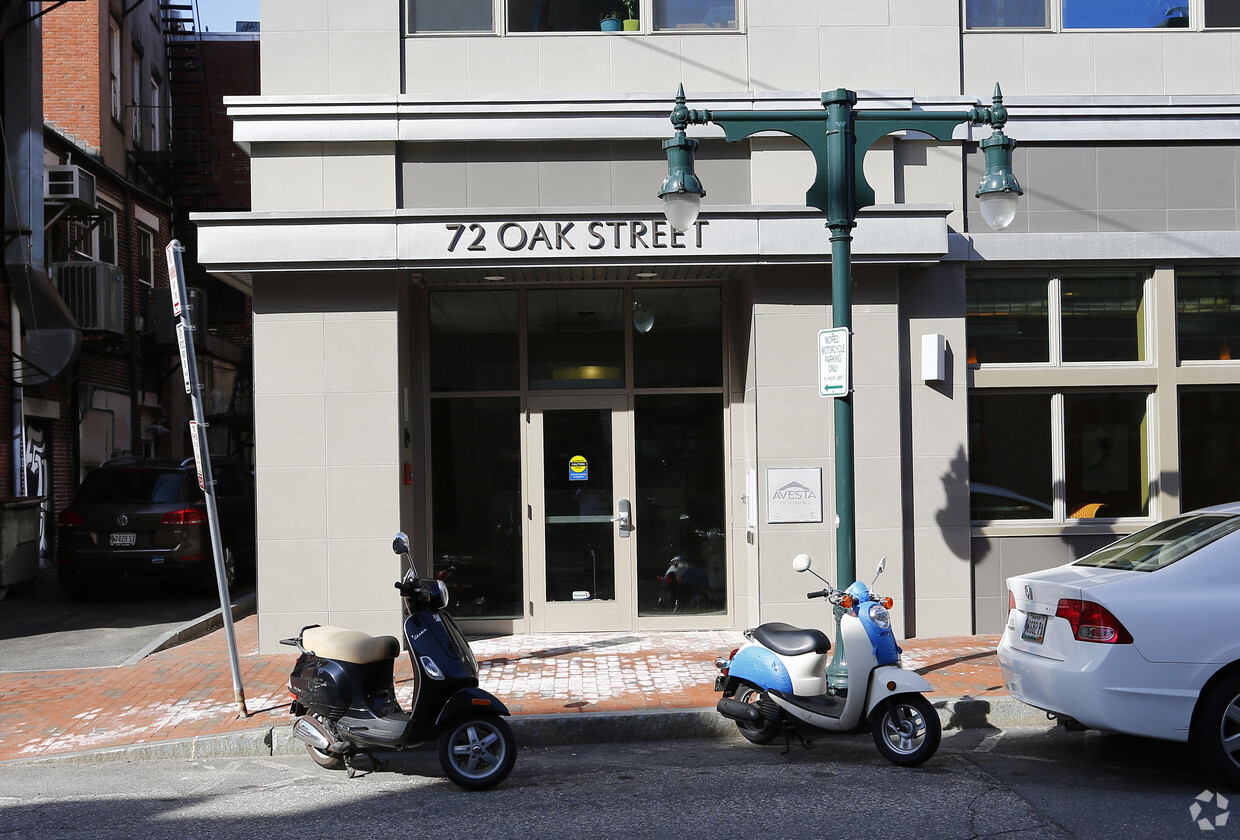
[434,687,511,726]
[865,665,934,717]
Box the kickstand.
[780,732,813,755]
[344,750,384,778]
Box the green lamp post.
[660,83,1020,688]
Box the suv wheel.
[196,546,236,596]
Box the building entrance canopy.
[195,204,956,286]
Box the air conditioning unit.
[52,261,124,335]
[149,285,207,345]
[44,165,97,206]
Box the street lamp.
[660,83,1020,687]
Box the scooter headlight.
[867,602,892,631]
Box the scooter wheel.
[733,683,779,746]
[871,693,941,767]
[437,715,516,791]
[306,743,346,770]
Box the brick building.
[0,0,256,586]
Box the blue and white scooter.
[714,554,941,766]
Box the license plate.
[1021,612,1048,643]
[109,532,136,547]
[714,675,727,692]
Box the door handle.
[612,498,633,537]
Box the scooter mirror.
[792,553,813,573]
[393,532,411,557]
[871,556,887,586]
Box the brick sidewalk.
[0,613,1005,762]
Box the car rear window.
[74,469,192,504]
[1075,512,1240,572]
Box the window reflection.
[1177,272,1240,362]
[528,288,625,389]
[966,0,1048,28]
[654,0,737,29]
[635,394,726,615]
[409,0,493,32]
[1064,392,1149,518]
[632,287,722,388]
[1061,275,1145,363]
[429,290,518,392]
[430,398,523,618]
[968,394,1053,520]
[966,276,1050,364]
[1179,389,1240,511]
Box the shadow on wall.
[936,445,974,562]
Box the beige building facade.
[197,0,1240,653]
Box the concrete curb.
[121,593,259,666]
[0,696,1052,767]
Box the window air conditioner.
[52,261,124,335]
[44,165,98,206]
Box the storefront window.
[1062,274,1145,362]
[1179,389,1240,511]
[632,287,722,388]
[968,393,1053,520]
[409,0,493,32]
[966,276,1050,364]
[654,0,737,30]
[429,290,519,392]
[528,288,625,389]
[1205,1,1240,27]
[1177,272,1240,361]
[635,394,726,615]
[430,398,523,618]
[1064,392,1150,518]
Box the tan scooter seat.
[302,625,400,664]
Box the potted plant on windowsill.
[600,11,623,31]
[621,0,638,30]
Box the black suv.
[57,457,256,599]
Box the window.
[966,272,1147,366]
[407,0,738,33]
[409,0,493,32]
[1179,389,1240,510]
[632,286,721,387]
[528,288,625,389]
[430,397,523,619]
[131,54,143,145]
[148,76,161,150]
[109,20,121,123]
[137,228,154,287]
[97,206,117,265]
[429,290,518,391]
[966,0,1236,30]
[654,0,737,29]
[967,270,1153,522]
[966,276,1050,364]
[968,391,1151,521]
[1177,271,1240,361]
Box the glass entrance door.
[528,396,633,631]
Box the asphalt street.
[0,727,1228,840]
[0,566,250,672]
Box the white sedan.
[997,502,1240,787]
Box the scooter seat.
[302,625,400,664]
[750,622,831,657]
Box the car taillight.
[1055,599,1133,644]
[1008,590,1016,612]
[58,511,86,528]
[161,508,207,526]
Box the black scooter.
[281,532,516,790]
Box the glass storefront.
[428,284,726,628]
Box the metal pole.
[166,240,249,718]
